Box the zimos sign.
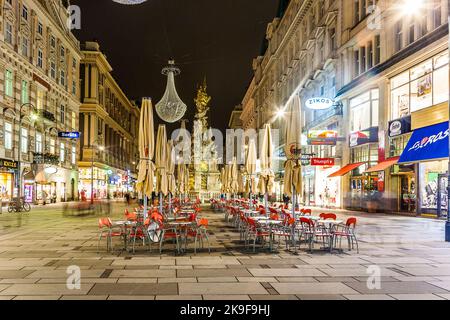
[305,97,334,110]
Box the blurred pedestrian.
[42,191,47,206]
[125,192,130,205]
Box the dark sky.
[71,0,279,134]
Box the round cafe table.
[166,221,194,254]
[256,220,284,252]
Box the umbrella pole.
[143,195,148,220]
[264,193,269,217]
[159,192,163,215]
[292,184,297,254]
[169,193,172,215]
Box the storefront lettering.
[0,159,18,169]
[408,129,450,152]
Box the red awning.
[364,157,400,173]
[328,163,364,178]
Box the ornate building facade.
[0,0,81,204]
[240,0,450,216]
[78,41,140,200]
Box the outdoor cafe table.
[315,219,344,253]
[165,221,194,254]
[242,209,260,217]
[256,219,284,252]
[113,220,137,252]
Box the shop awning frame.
[364,156,400,173]
[328,162,365,178]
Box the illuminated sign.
[307,130,338,145]
[58,132,80,139]
[349,127,379,147]
[311,158,335,166]
[305,97,334,110]
[0,159,18,169]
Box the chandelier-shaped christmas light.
[155,60,187,123]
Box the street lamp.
[17,103,37,200]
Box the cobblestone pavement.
[0,202,450,300]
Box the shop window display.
[391,51,449,119]
[419,160,447,211]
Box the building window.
[60,143,65,162]
[354,0,360,25]
[50,62,56,79]
[60,46,65,58]
[433,1,442,29]
[354,50,360,76]
[5,22,12,45]
[419,11,428,37]
[71,146,76,165]
[71,111,76,130]
[37,89,45,109]
[37,22,43,35]
[351,143,379,168]
[21,80,28,104]
[389,133,412,157]
[4,122,12,150]
[60,70,66,87]
[51,36,56,48]
[350,89,379,132]
[72,58,77,69]
[374,35,381,65]
[390,50,448,119]
[22,37,28,56]
[21,128,28,154]
[22,5,28,21]
[60,105,65,124]
[50,138,55,154]
[72,80,77,95]
[395,21,403,52]
[36,133,42,153]
[330,28,336,52]
[360,47,367,73]
[367,41,374,69]
[5,70,13,97]
[37,49,43,68]
[408,17,415,45]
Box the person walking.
[42,191,47,206]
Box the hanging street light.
[155,60,187,123]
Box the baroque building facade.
[0,0,81,204]
[78,41,140,201]
[240,0,450,216]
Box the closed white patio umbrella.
[155,125,168,212]
[258,123,274,213]
[136,98,155,220]
[284,95,303,216]
[245,139,257,206]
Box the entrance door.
[400,175,416,213]
[437,174,448,218]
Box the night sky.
[71,0,279,134]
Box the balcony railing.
[305,104,343,130]
[32,152,60,165]
[37,110,56,123]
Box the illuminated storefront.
[78,167,109,200]
[0,159,18,201]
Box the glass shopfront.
[79,167,109,200]
[36,182,57,204]
[419,160,447,215]
[0,172,14,201]
[315,166,341,208]
[391,51,449,119]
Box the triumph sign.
[305,97,334,110]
